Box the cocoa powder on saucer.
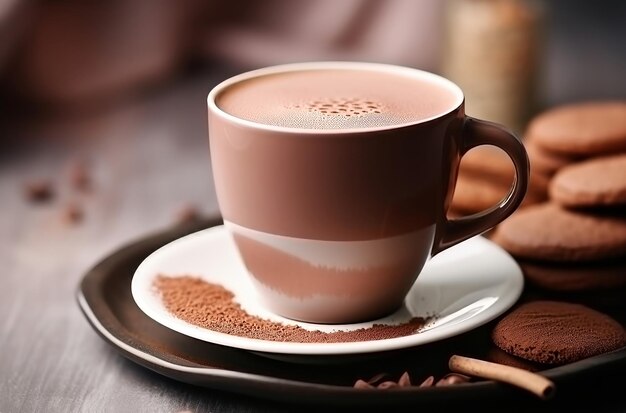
[154,275,429,343]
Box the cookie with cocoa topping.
[459,146,549,192]
[451,174,510,214]
[459,146,515,183]
[451,147,548,214]
[487,347,542,372]
[492,203,626,262]
[550,153,626,208]
[526,101,626,156]
[525,138,578,176]
[492,301,626,365]
[450,174,545,215]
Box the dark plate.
[77,217,626,408]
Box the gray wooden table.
[0,70,299,412]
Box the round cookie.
[487,347,542,372]
[450,174,545,215]
[528,169,550,199]
[451,174,509,214]
[492,301,626,365]
[519,258,626,292]
[525,139,578,176]
[452,147,548,214]
[460,146,550,193]
[492,203,626,262]
[550,153,626,208]
[460,146,515,183]
[526,101,626,156]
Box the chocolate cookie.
[519,259,626,292]
[527,169,550,200]
[451,175,546,215]
[525,139,577,176]
[492,301,626,365]
[550,154,626,208]
[451,175,510,214]
[486,347,542,372]
[460,146,514,183]
[526,101,626,156]
[452,147,548,214]
[492,203,626,262]
[460,146,550,191]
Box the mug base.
[225,220,433,325]
[252,278,408,324]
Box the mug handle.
[431,116,530,255]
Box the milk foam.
[216,69,460,130]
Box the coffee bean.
[353,379,374,389]
[397,371,412,387]
[365,372,389,386]
[419,376,435,387]
[436,373,471,386]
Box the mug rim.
[207,61,464,135]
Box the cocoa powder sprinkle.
[154,275,429,343]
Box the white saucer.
[132,225,523,356]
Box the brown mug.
[208,62,529,324]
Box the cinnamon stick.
[449,355,555,399]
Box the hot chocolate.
[215,68,460,130]
[208,62,529,323]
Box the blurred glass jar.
[442,0,543,134]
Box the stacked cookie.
[525,101,626,178]
[450,146,548,216]
[493,101,626,297]
[451,101,626,218]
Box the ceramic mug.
[208,62,529,324]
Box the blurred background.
[1,0,625,238]
[1,3,625,411]
[1,0,625,108]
